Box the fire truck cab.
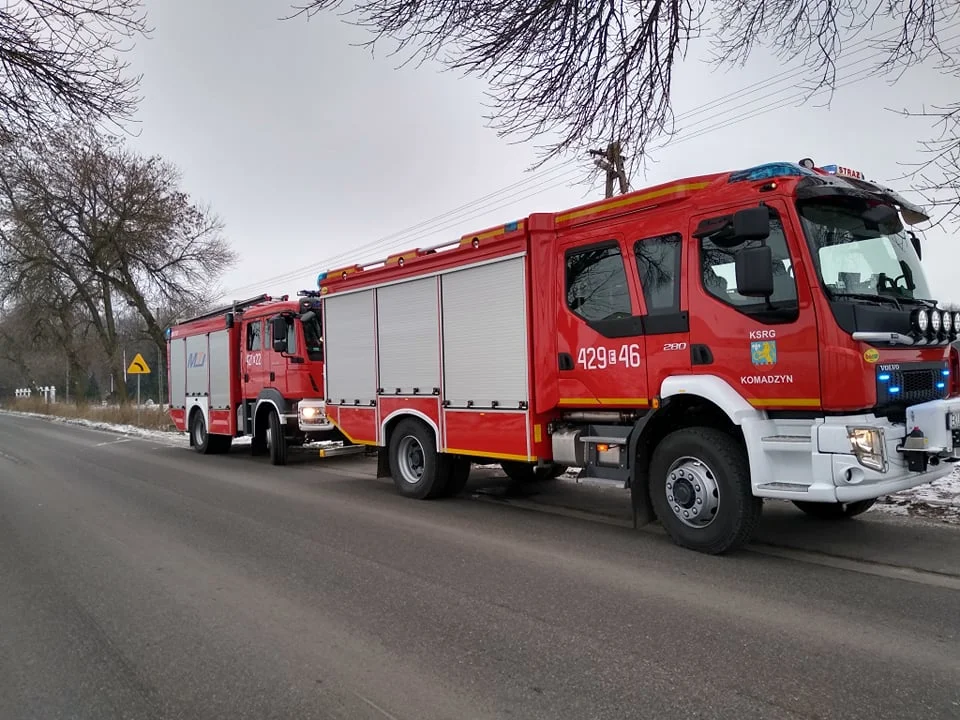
[167,291,336,465]
[317,158,960,554]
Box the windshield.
[797,198,931,302]
[300,311,323,361]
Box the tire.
[388,419,447,499]
[439,456,471,497]
[501,460,568,483]
[267,409,288,466]
[190,411,212,454]
[793,499,876,519]
[649,427,762,555]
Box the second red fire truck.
[316,158,960,554]
[166,292,352,465]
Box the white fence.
[15,386,56,402]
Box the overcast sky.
[126,1,957,305]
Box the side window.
[699,209,798,318]
[635,233,682,313]
[246,320,261,351]
[565,243,632,322]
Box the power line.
[217,22,952,299]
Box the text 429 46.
[577,344,642,370]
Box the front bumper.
[751,397,960,502]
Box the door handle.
[244,373,249,382]
[270,371,276,381]
[558,352,574,371]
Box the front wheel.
[793,499,876,519]
[267,410,288,466]
[649,427,762,555]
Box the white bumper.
[295,398,334,433]
[746,397,960,503]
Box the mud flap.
[627,402,668,529]
[376,447,390,479]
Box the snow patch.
[0,408,189,444]
[876,466,960,523]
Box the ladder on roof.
[172,293,272,326]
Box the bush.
[3,398,176,431]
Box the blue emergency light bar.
[727,162,818,184]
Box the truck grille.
[876,362,949,407]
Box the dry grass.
[4,398,176,431]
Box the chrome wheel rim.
[664,455,720,528]
[397,435,425,485]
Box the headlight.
[954,312,960,332]
[944,311,954,333]
[931,309,942,333]
[301,406,318,419]
[846,426,887,472]
[913,308,930,334]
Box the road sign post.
[126,352,152,426]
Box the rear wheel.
[793,499,876,519]
[649,427,762,555]
[190,411,211,454]
[501,460,568,483]
[388,419,447,499]
[267,410,288,466]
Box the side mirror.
[732,207,771,242]
[270,316,288,353]
[908,230,922,261]
[735,245,774,297]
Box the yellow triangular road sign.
[127,352,151,375]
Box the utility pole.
[589,141,629,198]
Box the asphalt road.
[1,413,958,720]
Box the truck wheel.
[388,419,446,499]
[501,460,568,483]
[649,427,762,555]
[439,456,471,497]
[267,410,288,466]
[793,499,876,519]
[190,411,212,454]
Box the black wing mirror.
[735,245,774,297]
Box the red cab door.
[687,199,821,410]
[241,317,267,397]
[555,231,649,409]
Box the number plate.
[950,411,960,429]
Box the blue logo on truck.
[187,351,207,368]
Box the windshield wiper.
[828,291,902,308]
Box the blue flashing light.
[728,162,817,184]
[889,386,901,394]
[937,382,946,389]
[317,271,328,284]
[943,369,951,377]
[504,220,520,232]
[878,373,891,381]
[164,327,172,340]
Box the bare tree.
[0,1,148,136]
[0,124,236,400]
[288,1,960,219]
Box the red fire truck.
[166,291,349,465]
[317,158,960,554]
